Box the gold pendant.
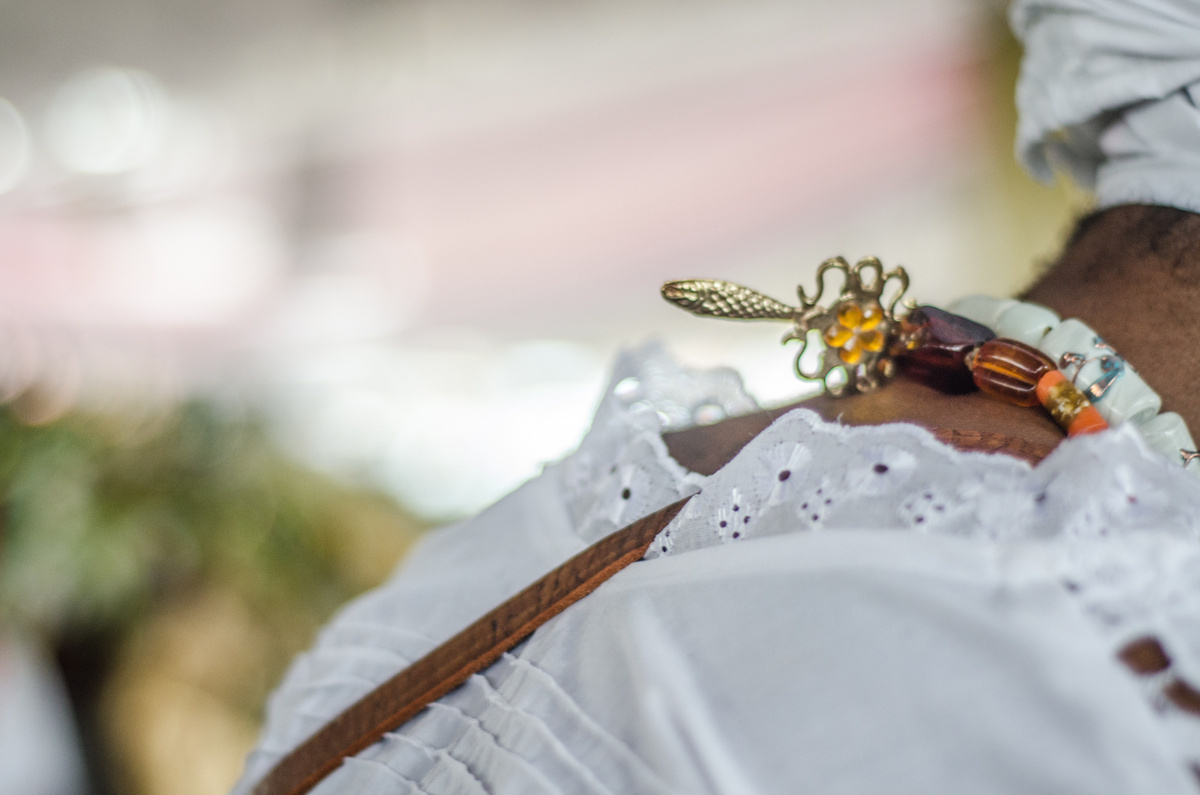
[662,256,910,396]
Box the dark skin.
[664,204,1200,474]
[1023,204,1200,431]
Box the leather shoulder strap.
[253,497,690,795]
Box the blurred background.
[0,0,1085,793]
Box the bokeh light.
[45,67,165,175]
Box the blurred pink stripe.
[359,44,982,325]
[0,39,980,334]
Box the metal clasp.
[1059,338,1125,403]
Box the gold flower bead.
[823,301,885,365]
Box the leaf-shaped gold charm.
[661,280,796,321]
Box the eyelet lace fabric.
[560,344,755,545]
[238,344,1200,793]
[563,345,1200,775]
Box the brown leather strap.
[254,497,690,795]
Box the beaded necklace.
[661,256,1199,476]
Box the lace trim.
[559,343,756,544]
[559,344,1200,773]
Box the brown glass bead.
[969,338,1056,407]
[893,306,995,394]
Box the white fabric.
[0,636,87,795]
[234,346,1200,794]
[1011,0,1200,212]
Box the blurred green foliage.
[0,399,423,793]
[0,400,422,643]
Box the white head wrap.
[1012,0,1200,212]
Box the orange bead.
[1036,370,1109,437]
[970,339,1056,407]
[1035,369,1066,405]
[1068,406,1108,436]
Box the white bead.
[1038,319,1162,426]
[945,295,1015,330]
[994,302,1061,345]
[1137,412,1200,478]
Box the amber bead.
[858,302,883,331]
[860,328,884,352]
[894,306,995,394]
[969,338,1056,407]
[837,302,863,328]
[824,324,850,347]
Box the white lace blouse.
[233,346,1200,794]
[233,2,1200,785]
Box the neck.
[1022,204,1200,433]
